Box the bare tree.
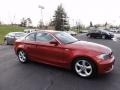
[20,18,27,27]
[90,21,93,27]
[26,18,32,27]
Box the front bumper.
[109,35,114,39]
[97,56,115,74]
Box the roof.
[9,32,25,34]
[37,30,60,33]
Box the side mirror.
[49,40,59,46]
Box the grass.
[0,25,25,44]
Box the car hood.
[71,41,111,54]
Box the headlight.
[97,53,111,60]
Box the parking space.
[0,34,120,90]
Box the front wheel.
[17,50,28,63]
[73,58,97,78]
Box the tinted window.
[96,30,101,33]
[89,30,96,33]
[25,33,35,41]
[36,32,54,42]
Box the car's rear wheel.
[102,35,106,39]
[4,39,8,45]
[17,50,28,63]
[73,58,97,78]
[87,34,91,38]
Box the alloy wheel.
[75,59,93,77]
[102,35,106,39]
[18,50,27,63]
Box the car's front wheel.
[17,50,28,63]
[73,58,97,78]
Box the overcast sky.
[0,0,120,26]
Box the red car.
[14,30,115,78]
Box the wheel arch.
[16,48,25,54]
[15,44,25,54]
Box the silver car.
[4,32,26,45]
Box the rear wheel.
[17,50,28,63]
[87,34,91,38]
[4,39,8,45]
[102,35,106,39]
[73,58,97,78]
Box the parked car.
[14,30,115,78]
[24,29,38,33]
[4,32,26,45]
[65,31,77,36]
[86,29,114,39]
[110,29,120,33]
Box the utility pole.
[38,5,44,29]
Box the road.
[0,34,120,90]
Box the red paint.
[14,31,115,74]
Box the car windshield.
[15,32,26,37]
[54,32,78,44]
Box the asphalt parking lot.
[0,34,120,90]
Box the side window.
[36,33,54,42]
[90,30,96,33]
[25,33,35,41]
[96,30,100,33]
[96,30,101,33]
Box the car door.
[90,30,97,37]
[34,32,67,65]
[96,30,102,38]
[6,33,15,44]
[24,33,37,60]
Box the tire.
[102,35,106,39]
[87,34,91,38]
[17,50,28,63]
[4,39,8,45]
[73,58,97,78]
